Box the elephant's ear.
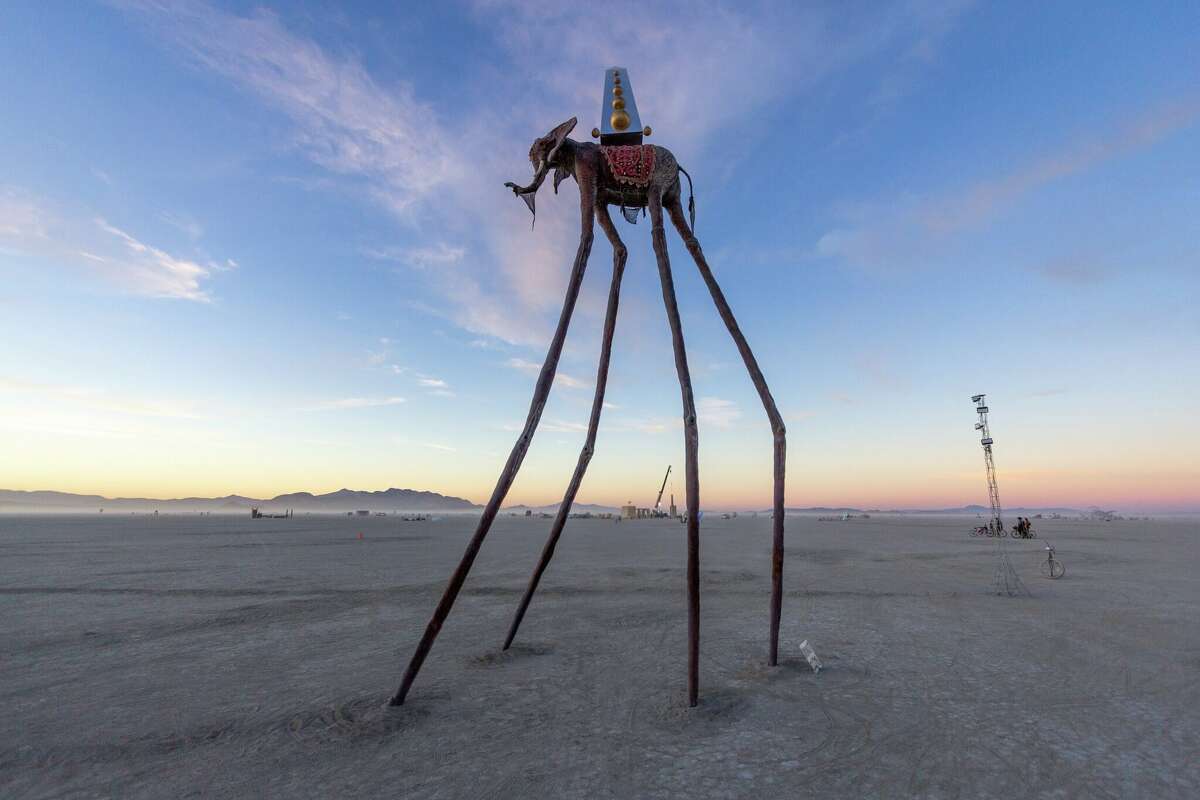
[520,191,536,228]
[553,166,570,194]
[545,117,577,165]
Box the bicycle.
[1041,544,1065,579]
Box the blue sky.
[1,1,1197,510]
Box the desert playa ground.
[2,512,1198,798]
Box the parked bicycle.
[1041,543,1065,579]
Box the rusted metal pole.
[504,204,627,650]
[389,182,597,706]
[649,193,700,707]
[666,198,787,666]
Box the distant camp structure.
[621,502,671,520]
[250,508,292,519]
[621,465,679,520]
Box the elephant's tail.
[678,166,696,233]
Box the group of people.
[1013,516,1035,538]
[971,517,1035,537]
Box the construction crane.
[654,465,672,509]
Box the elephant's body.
[569,141,684,210]
[505,121,687,221]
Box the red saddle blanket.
[602,145,655,187]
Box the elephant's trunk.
[504,161,551,225]
[505,161,550,197]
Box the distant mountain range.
[0,488,481,513]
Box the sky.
[1,1,1198,512]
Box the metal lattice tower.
[972,394,1003,532]
[972,394,1027,596]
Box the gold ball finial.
[611,98,625,110]
[642,126,652,137]
[591,127,600,138]
[612,86,623,97]
[610,109,631,131]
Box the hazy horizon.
[1,485,1192,515]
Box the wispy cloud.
[1,190,48,244]
[158,210,204,240]
[116,0,459,214]
[543,419,587,434]
[817,97,1200,271]
[926,99,1200,236]
[95,218,212,300]
[697,396,741,428]
[116,0,975,345]
[415,374,455,397]
[0,187,51,240]
[506,357,542,373]
[1,186,221,301]
[364,243,465,270]
[503,414,670,435]
[505,357,589,389]
[309,396,407,411]
[0,376,204,420]
[501,417,588,434]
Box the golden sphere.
[611,98,625,110]
[642,125,652,136]
[591,127,600,138]
[613,86,623,97]
[610,109,631,131]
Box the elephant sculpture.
[391,72,787,709]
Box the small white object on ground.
[799,639,822,674]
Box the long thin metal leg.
[390,188,597,706]
[649,192,701,707]
[666,197,787,666]
[504,204,627,650]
